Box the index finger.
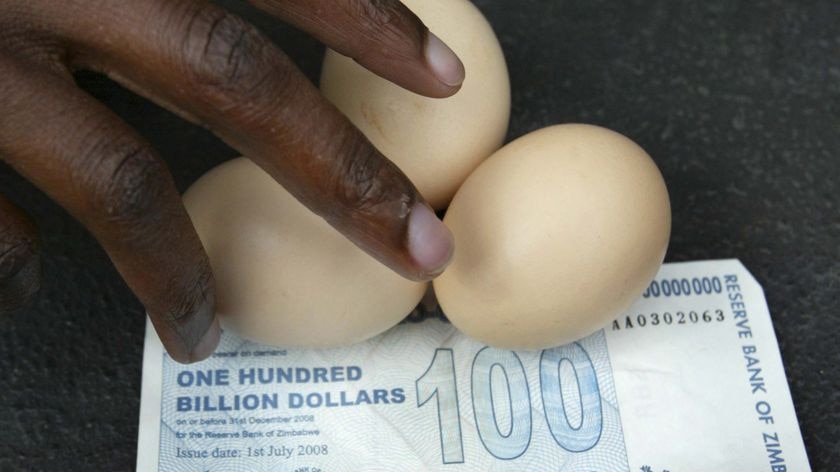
[53,0,454,280]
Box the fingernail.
[425,32,465,87]
[189,318,220,363]
[408,202,454,277]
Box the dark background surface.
[1,0,838,470]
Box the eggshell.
[319,0,510,209]
[433,124,671,349]
[183,158,426,348]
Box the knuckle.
[0,20,68,75]
[87,138,169,228]
[0,7,30,48]
[330,133,393,215]
[0,229,38,281]
[350,0,424,58]
[162,258,214,329]
[0,224,40,313]
[181,8,279,102]
[354,0,402,29]
[0,2,67,63]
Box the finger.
[247,0,465,97]
[0,194,41,314]
[0,55,219,363]
[58,0,454,281]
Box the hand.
[0,0,463,363]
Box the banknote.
[137,260,811,471]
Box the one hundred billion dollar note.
[137,260,811,471]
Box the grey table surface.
[1,0,838,470]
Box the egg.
[433,124,671,349]
[319,0,510,209]
[183,158,427,348]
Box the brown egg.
[319,0,510,209]
[183,158,427,348]
[433,124,671,349]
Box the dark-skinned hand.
[0,0,462,363]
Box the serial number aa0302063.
[612,309,726,331]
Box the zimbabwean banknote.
[137,260,810,471]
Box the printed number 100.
[416,345,602,463]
